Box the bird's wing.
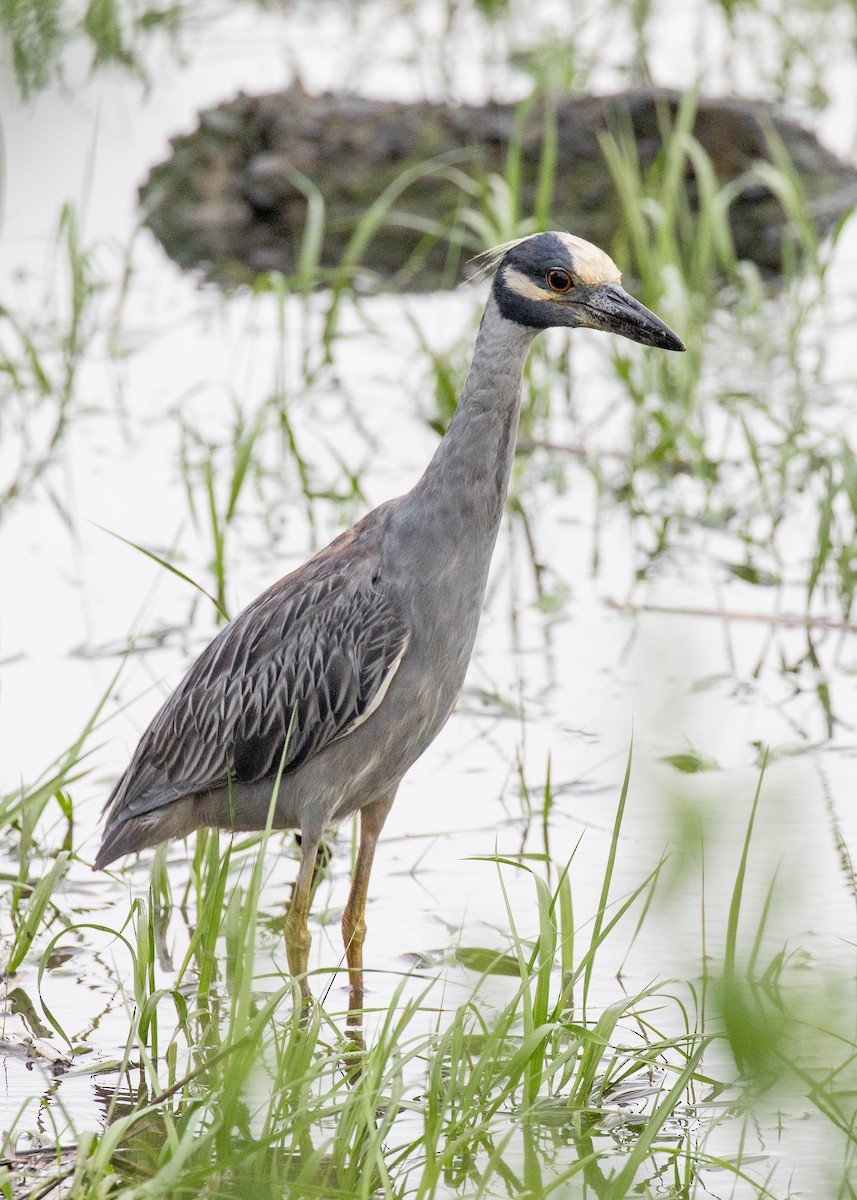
[105,561,409,822]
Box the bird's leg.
[294,832,333,908]
[285,833,322,1010]
[342,791,396,1041]
[309,837,333,907]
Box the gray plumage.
[95,231,683,1004]
[97,543,409,863]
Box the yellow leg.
[285,833,321,1008]
[342,792,396,1032]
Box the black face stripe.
[490,233,581,327]
[488,232,644,333]
[493,265,562,328]
[501,232,573,278]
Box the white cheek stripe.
[502,265,559,302]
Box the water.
[2,1,857,1195]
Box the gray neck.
[411,293,537,532]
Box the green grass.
[0,0,187,98]
[3,153,855,1190]
[4,1,857,1196]
[4,0,853,111]
[0,205,109,520]
[3,738,855,1198]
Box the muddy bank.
[140,86,857,288]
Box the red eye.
[546,268,574,293]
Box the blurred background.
[2,1,857,1197]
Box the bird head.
[490,231,685,352]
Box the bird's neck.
[413,294,537,531]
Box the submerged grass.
[4,2,857,1197]
[0,765,693,1195]
[0,0,188,98]
[3,145,856,1195]
[4,0,854,111]
[0,204,110,520]
[3,743,854,1198]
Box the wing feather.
[103,559,408,826]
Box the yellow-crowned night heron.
[95,232,684,1010]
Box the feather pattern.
[97,232,683,879]
[101,552,409,830]
[465,234,537,284]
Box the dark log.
[139,86,857,289]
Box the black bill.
[584,283,685,352]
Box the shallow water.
[3,1,857,1195]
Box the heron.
[95,231,684,1014]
